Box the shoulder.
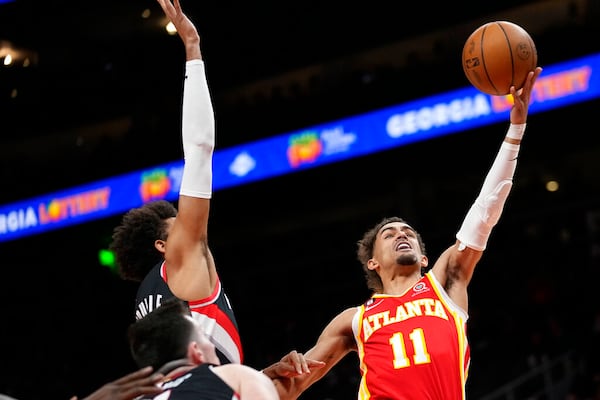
[326,307,359,327]
[340,306,360,320]
[139,261,165,283]
[136,262,173,298]
[212,364,272,388]
[319,307,358,346]
[219,363,265,377]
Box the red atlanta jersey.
[353,271,470,400]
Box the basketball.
[462,21,537,96]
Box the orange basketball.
[462,21,537,96]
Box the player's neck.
[158,358,196,379]
[382,271,423,295]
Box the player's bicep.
[299,308,357,385]
[165,196,215,300]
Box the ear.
[420,255,429,269]
[154,239,166,254]
[188,342,203,365]
[367,258,379,271]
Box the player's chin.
[396,253,418,266]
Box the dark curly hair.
[110,200,178,282]
[356,216,427,293]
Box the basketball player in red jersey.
[264,67,543,399]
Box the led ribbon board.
[1,52,598,242]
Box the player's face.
[376,222,422,267]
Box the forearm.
[456,123,525,250]
[179,59,215,198]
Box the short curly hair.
[110,200,178,282]
[356,216,427,293]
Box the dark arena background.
[1,0,599,399]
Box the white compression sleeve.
[456,123,526,251]
[179,59,215,199]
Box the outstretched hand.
[156,0,201,60]
[70,366,164,400]
[262,350,326,379]
[510,66,543,125]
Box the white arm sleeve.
[456,123,526,251]
[179,59,215,199]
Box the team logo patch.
[412,282,430,295]
[364,299,384,311]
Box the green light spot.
[98,249,116,270]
